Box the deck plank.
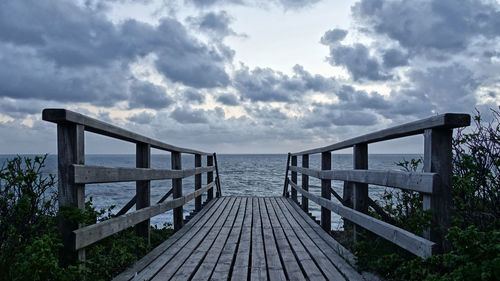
[231,197,253,281]
[250,197,268,281]
[260,198,287,281]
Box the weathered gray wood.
[211,198,248,281]
[301,154,309,213]
[264,198,304,281]
[72,165,215,184]
[423,128,453,253]
[57,122,85,264]
[251,197,267,281]
[274,198,346,280]
[172,151,183,231]
[214,153,222,197]
[285,198,364,281]
[283,153,291,197]
[195,154,202,212]
[321,152,331,231]
[151,198,238,281]
[74,181,215,250]
[173,198,242,280]
[43,109,211,155]
[136,143,151,242]
[291,155,298,202]
[367,197,400,227]
[231,197,253,281]
[112,198,221,281]
[292,113,470,156]
[260,198,287,281]
[288,179,436,258]
[269,198,326,281]
[207,155,214,201]
[116,196,136,217]
[288,166,437,194]
[353,144,368,241]
[131,197,231,281]
[156,188,173,204]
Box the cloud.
[184,0,322,9]
[182,89,205,104]
[129,81,174,109]
[382,48,409,68]
[352,0,500,54]
[170,106,209,124]
[302,105,379,128]
[127,111,156,124]
[187,11,236,39]
[217,93,240,106]
[320,28,348,45]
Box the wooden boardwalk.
[114,197,364,281]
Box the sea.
[0,154,421,230]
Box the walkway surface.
[114,197,365,281]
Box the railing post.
[136,143,151,243]
[172,151,183,231]
[302,154,309,212]
[291,155,298,202]
[352,143,368,241]
[57,123,85,265]
[283,153,291,197]
[321,152,331,231]
[194,154,202,212]
[423,128,452,253]
[207,155,214,201]
[213,153,222,197]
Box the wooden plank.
[285,198,364,281]
[172,198,242,280]
[116,195,136,217]
[260,198,286,281]
[321,152,331,231]
[72,165,215,184]
[292,113,470,155]
[301,154,309,212]
[43,109,211,155]
[251,197,267,281]
[57,122,85,264]
[423,128,453,253]
[136,143,151,242]
[131,197,232,281]
[74,181,215,250]
[207,156,214,201]
[112,198,222,281]
[195,154,202,211]
[156,188,173,204]
[273,198,345,280]
[186,198,245,280]
[353,144,368,242]
[150,198,238,281]
[269,198,326,281]
[291,156,297,202]
[288,179,436,258]
[210,198,248,280]
[288,166,437,194]
[231,197,253,281]
[264,197,304,281]
[283,153,291,197]
[172,151,183,231]
[214,153,222,197]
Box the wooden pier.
[43,109,470,280]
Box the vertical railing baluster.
[302,154,309,213]
[291,155,298,203]
[423,128,453,253]
[214,153,222,197]
[283,153,291,197]
[136,143,151,243]
[352,143,368,241]
[172,151,183,231]
[57,122,85,264]
[195,154,202,212]
[321,152,331,231]
[207,155,214,201]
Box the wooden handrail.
[291,113,469,156]
[285,112,470,257]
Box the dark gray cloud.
[217,93,240,106]
[187,11,236,39]
[382,48,409,68]
[183,89,205,104]
[129,81,174,109]
[303,106,379,128]
[127,111,156,124]
[184,0,321,9]
[352,0,500,54]
[334,85,391,110]
[320,28,348,45]
[170,106,209,124]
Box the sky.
[0,0,498,154]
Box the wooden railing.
[43,109,222,263]
[283,113,470,258]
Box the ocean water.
[0,154,421,230]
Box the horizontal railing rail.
[42,108,222,265]
[284,113,470,258]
